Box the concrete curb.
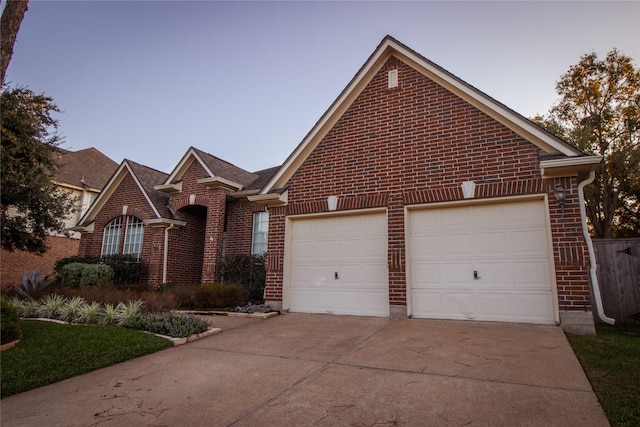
[149,326,223,346]
[174,310,279,320]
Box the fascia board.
[126,163,162,218]
[393,47,582,156]
[144,218,187,227]
[261,37,582,194]
[162,147,215,185]
[248,190,288,207]
[261,42,393,195]
[77,162,129,225]
[540,156,603,178]
[197,176,243,191]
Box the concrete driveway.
[1,314,608,426]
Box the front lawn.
[1,320,172,398]
[567,327,640,427]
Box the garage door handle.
[335,272,339,280]
[474,271,481,280]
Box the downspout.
[162,223,176,284]
[578,171,615,325]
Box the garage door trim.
[404,194,559,324]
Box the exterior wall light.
[554,184,567,213]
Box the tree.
[534,49,640,238]
[1,0,29,86]
[1,87,75,254]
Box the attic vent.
[388,69,398,88]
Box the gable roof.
[77,160,172,227]
[260,35,588,195]
[161,146,258,189]
[55,147,118,191]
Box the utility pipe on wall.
[162,223,176,284]
[578,171,615,325]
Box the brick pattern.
[225,200,267,255]
[1,236,80,285]
[265,57,591,312]
[78,162,257,287]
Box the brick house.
[74,147,277,286]
[0,147,117,285]
[76,37,608,333]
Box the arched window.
[101,216,144,259]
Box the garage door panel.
[289,212,389,317]
[409,199,556,324]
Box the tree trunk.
[1,0,29,86]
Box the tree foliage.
[1,87,75,254]
[534,49,640,238]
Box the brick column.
[201,188,228,283]
[387,192,407,318]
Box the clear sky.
[5,1,640,174]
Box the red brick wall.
[225,200,267,255]
[265,56,591,313]
[1,236,80,285]
[170,205,206,285]
[78,172,162,286]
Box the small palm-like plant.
[101,303,118,325]
[14,269,56,298]
[38,294,67,319]
[21,299,41,318]
[76,302,102,324]
[57,297,87,323]
[116,300,144,325]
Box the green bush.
[217,253,265,300]
[54,255,100,275]
[79,264,114,287]
[194,283,246,309]
[61,263,85,288]
[100,254,141,285]
[61,263,114,288]
[1,298,22,344]
[122,312,211,338]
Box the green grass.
[567,327,640,427]
[1,320,172,398]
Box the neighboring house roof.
[55,147,118,191]
[260,35,594,195]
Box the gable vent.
[388,69,398,88]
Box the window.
[251,211,269,255]
[123,217,144,258]
[101,216,144,259]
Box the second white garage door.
[408,198,556,324]
[288,211,389,316]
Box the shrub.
[54,255,100,275]
[61,263,85,288]
[122,312,211,338]
[194,283,246,309]
[217,253,266,301]
[100,254,142,285]
[61,263,114,288]
[1,298,22,344]
[79,264,114,287]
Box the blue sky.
[5,1,640,173]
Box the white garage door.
[288,211,389,316]
[408,199,556,324]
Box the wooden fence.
[592,239,640,326]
